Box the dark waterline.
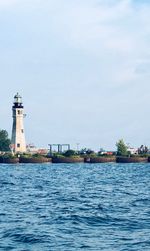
[0,163,150,251]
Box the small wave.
[70,214,113,227]
[132,240,150,247]
[0,163,150,250]
[0,181,15,186]
[131,198,150,206]
[3,231,45,244]
[0,245,15,250]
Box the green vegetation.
[32,153,44,158]
[1,152,23,158]
[51,149,82,159]
[20,153,32,158]
[130,153,149,158]
[79,148,96,157]
[116,139,128,156]
[63,150,77,157]
[138,145,148,155]
[2,153,15,158]
[20,153,47,159]
[52,153,65,158]
[0,130,11,152]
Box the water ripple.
[0,163,150,250]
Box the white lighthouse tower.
[11,93,26,153]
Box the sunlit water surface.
[0,163,150,251]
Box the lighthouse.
[11,93,26,153]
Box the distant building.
[99,150,115,155]
[26,144,37,154]
[37,149,49,155]
[127,147,138,155]
[106,151,114,155]
[27,144,48,155]
[11,93,26,153]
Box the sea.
[0,163,150,251]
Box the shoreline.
[0,156,150,164]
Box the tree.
[79,148,95,155]
[85,149,95,155]
[0,130,11,152]
[116,139,128,156]
[138,145,149,154]
[64,149,77,157]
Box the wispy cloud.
[42,0,150,85]
[38,1,147,58]
[1,0,150,148]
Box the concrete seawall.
[52,157,84,163]
[116,157,148,163]
[89,157,116,163]
[0,156,149,164]
[19,157,52,163]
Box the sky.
[0,0,150,151]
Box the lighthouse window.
[18,110,21,115]
[21,129,24,133]
[17,144,20,148]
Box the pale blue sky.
[0,0,150,150]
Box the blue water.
[0,163,150,251]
